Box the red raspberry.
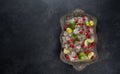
[77,23,81,26]
[65,54,70,60]
[86,26,90,29]
[91,56,94,60]
[85,32,89,36]
[87,35,91,38]
[75,19,78,23]
[82,28,84,31]
[82,17,86,21]
[79,31,83,34]
[77,23,83,26]
[67,40,71,44]
[91,42,95,46]
[70,38,74,42]
[88,45,91,49]
[81,43,85,48]
[64,27,66,30]
[87,30,90,33]
[64,23,69,30]
[73,55,78,58]
[70,44,74,48]
[84,49,90,54]
[66,23,69,26]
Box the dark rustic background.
[0,0,120,74]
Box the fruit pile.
[62,16,96,62]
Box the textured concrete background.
[0,0,120,74]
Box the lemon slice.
[84,39,88,47]
[87,38,94,43]
[88,52,95,59]
[66,28,72,34]
[84,38,94,47]
[89,20,94,26]
[63,48,70,54]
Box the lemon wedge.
[63,48,70,54]
[88,52,95,59]
[89,20,94,26]
[66,28,72,34]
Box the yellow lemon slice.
[84,38,94,47]
[84,39,89,47]
[63,48,70,54]
[89,20,94,26]
[87,38,94,43]
[88,52,95,59]
[66,28,72,34]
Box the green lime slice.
[73,34,79,41]
[69,21,76,29]
[79,56,86,60]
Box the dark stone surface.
[0,0,120,74]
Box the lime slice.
[69,21,76,29]
[79,55,86,60]
[85,21,90,26]
[73,34,79,41]
[78,52,86,60]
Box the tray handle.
[73,9,84,14]
[73,63,87,71]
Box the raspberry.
[70,44,75,48]
[75,19,78,23]
[81,43,85,48]
[70,38,75,42]
[82,17,86,21]
[65,54,70,60]
[73,55,78,58]
[87,30,90,33]
[91,42,95,46]
[84,49,90,54]
[82,28,84,31]
[64,23,69,30]
[67,40,71,44]
[85,32,89,36]
[86,26,90,29]
[88,45,91,49]
[79,31,83,34]
[87,35,91,38]
[91,56,94,60]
